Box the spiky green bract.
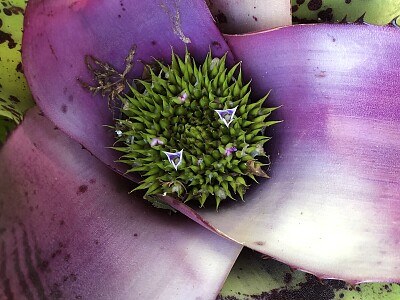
[114,49,279,209]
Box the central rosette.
[113,49,278,208]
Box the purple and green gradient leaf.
[292,0,400,25]
[218,249,400,300]
[0,0,34,143]
[0,107,241,299]
[206,0,292,33]
[22,0,400,284]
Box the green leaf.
[0,0,35,143]
[219,248,400,300]
[292,0,400,25]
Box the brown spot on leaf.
[254,241,265,246]
[61,104,67,113]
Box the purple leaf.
[0,108,241,299]
[22,0,232,179]
[191,24,400,283]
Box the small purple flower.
[163,149,183,170]
[178,92,188,103]
[150,137,164,147]
[225,146,237,156]
[215,106,238,127]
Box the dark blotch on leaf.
[296,0,305,4]
[3,8,12,16]
[8,95,20,104]
[0,29,17,49]
[215,11,227,24]
[77,185,88,195]
[61,104,67,114]
[16,62,23,73]
[283,272,293,284]
[51,249,62,259]
[211,40,221,49]
[318,8,334,22]
[307,0,323,11]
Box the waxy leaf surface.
[196,24,400,283]
[0,108,241,299]
[22,0,400,283]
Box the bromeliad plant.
[2,0,400,299]
[86,48,278,208]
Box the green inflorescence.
[113,49,279,208]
